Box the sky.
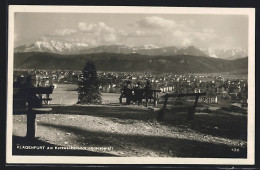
[14,13,249,49]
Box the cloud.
[49,29,77,37]
[78,22,95,32]
[181,38,192,46]
[172,30,184,37]
[124,16,219,47]
[77,22,115,34]
[126,30,161,37]
[180,20,195,26]
[202,28,215,34]
[74,21,118,46]
[103,34,117,42]
[40,17,220,48]
[137,16,176,29]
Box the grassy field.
[50,84,120,105]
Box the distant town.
[13,69,248,106]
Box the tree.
[77,61,102,104]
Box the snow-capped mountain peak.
[200,48,248,60]
[133,44,159,50]
[142,44,159,49]
[15,40,89,54]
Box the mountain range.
[14,40,248,60]
[14,52,248,73]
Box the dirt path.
[12,105,247,158]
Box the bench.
[13,86,54,139]
[157,92,206,121]
[13,87,53,113]
[119,89,161,106]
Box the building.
[199,94,218,104]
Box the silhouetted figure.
[23,75,42,108]
[132,82,143,105]
[125,81,133,105]
[144,80,153,107]
[144,80,153,98]
[119,80,133,105]
[13,76,26,88]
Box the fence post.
[187,94,200,120]
[153,92,158,106]
[26,103,36,139]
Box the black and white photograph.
[6,6,255,164]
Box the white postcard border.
[6,5,255,165]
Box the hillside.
[135,46,208,57]
[13,52,248,73]
[13,104,247,157]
